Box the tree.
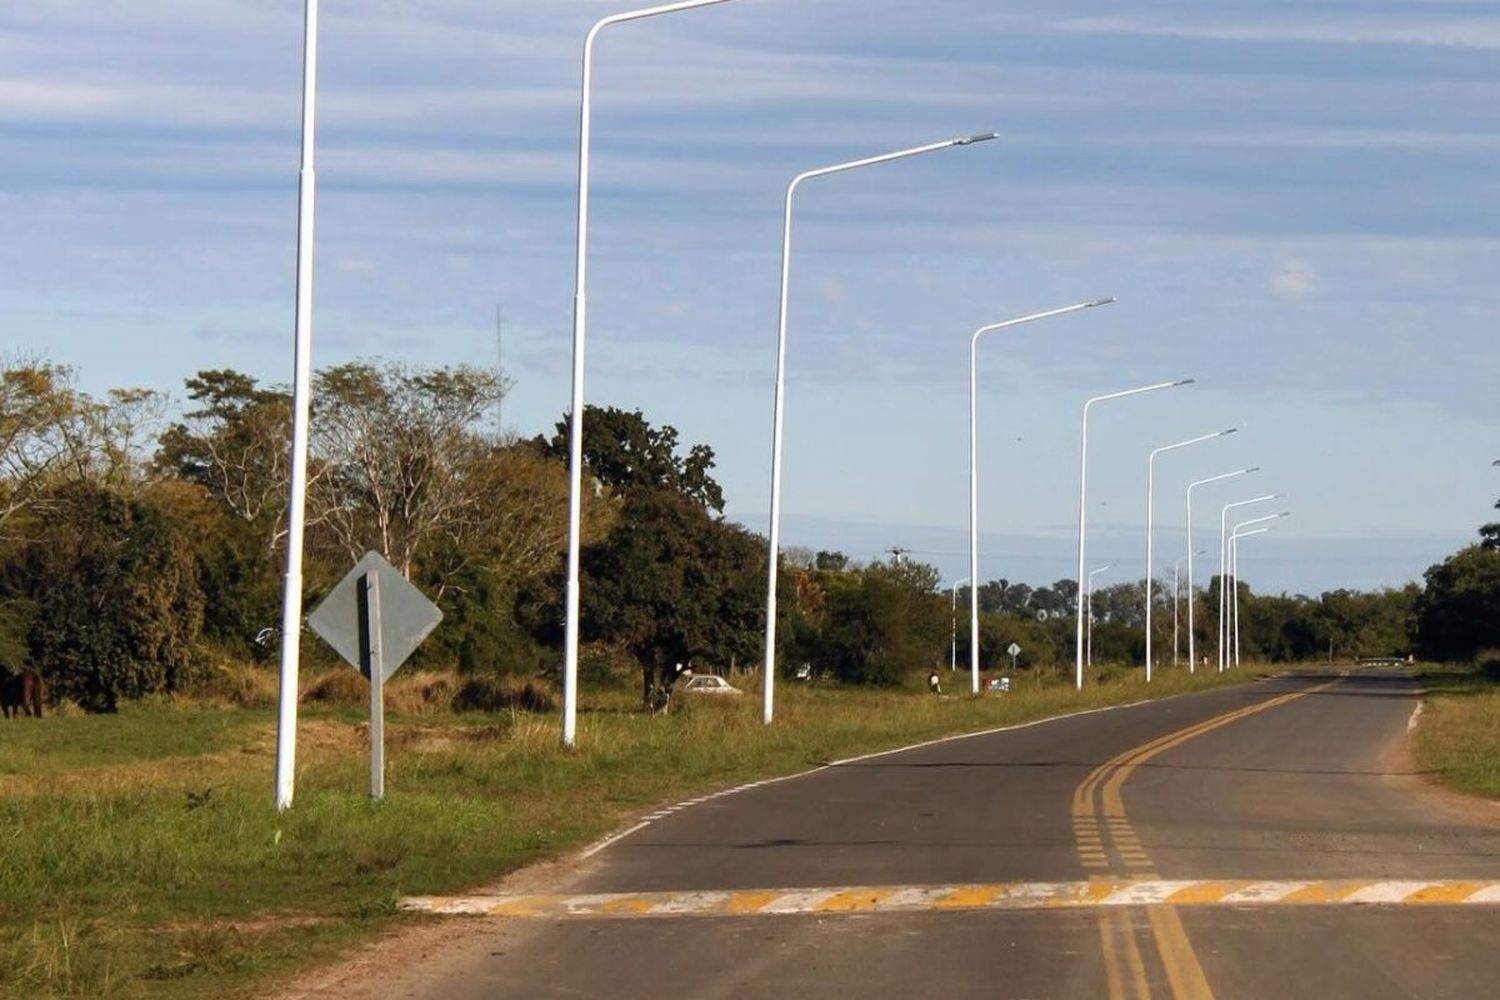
[541,405,724,512]
[809,559,947,686]
[23,481,206,711]
[578,487,763,708]
[311,361,505,579]
[0,361,87,537]
[1412,546,1500,662]
[814,550,850,572]
[157,370,299,556]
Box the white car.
[676,674,742,696]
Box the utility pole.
[887,546,910,565]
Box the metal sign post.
[359,572,385,800]
[1008,642,1022,674]
[308,551,441,801]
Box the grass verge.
[0,664,1266,999]
[1413,661,1500,800]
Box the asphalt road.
[349,671,1500,999]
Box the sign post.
[309,551,441,801]
[359,572,385,799]
[1008,641,1022,673]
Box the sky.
[3,0,1498,595]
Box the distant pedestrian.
[928,670,942,696]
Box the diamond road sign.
[307,551,442,682]
[1007,642,1022,657]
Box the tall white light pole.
[762,133,998,726]
[274,0,322,811]
[968,299,1114,694]
[1185,468,1256,673]
[949,576,970,673]
[1144,428,1236,682]
[1230,527,1270,667]
[562,0,740,747]
[1086,564,1113,669]
[1230,520,1281,666]
[1173,550,1205,666]
[1074,379,1195,690]
[1218,495,1284,671]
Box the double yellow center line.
[1073,680,1338,1000]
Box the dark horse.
[1,666,44,719]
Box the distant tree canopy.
[541,405,725,513]
[1413,545,1500,662]
[3,353,1498,714]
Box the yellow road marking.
[1073,681,1338,1000]
[1147,906,1215,1000]
[935,885,1008,910]
[1404,882,1482,904]
[724,891,782,914]
[1165,882,1243,905]
[816,888,895,912]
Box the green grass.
[1413,662,1500,799]
[0,664,1268,999]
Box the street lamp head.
[1244,466,1261,473]
[1172,378,1198,387]
[1087,297,1117,308]
[1220,428,1239,437]
[955,132,999,145]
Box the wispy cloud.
[1271,259,1319,299]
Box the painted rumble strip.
[401,879,1500,919]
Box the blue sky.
[3,0,1497,594]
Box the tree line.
[1,357,1495,711]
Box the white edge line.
[576,679,1300,861]
[579,820,650,860]
[1408,701,1424,733]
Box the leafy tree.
[24,482,206,711]
[312,360,505,579]
[578,487,762,708]
[542,405,724,512]
[157,370,299,556]
[814,550,850,572]
[1413,546,1500,662]
[809,559,946,686]
[0,360,87,536]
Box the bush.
[24,483,207,713]
[301,669,367,706]
[451,676,558,714]
[184,661,279,708]
[1477,649,1500,682]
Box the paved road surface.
[352,671,1500,998]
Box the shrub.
[451,676,558,714]
[26,483,207,712]
[300,669,367,706]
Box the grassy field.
[1413,662,1500,800]
[0,663,1269,999]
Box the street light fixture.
[560,0,742,748]
[1144,428,1236,682]
[1173,550,1207,667]
[1230,519,1284,666]
[1184,468,1257,673]
[1218,496,1285,671]
[761,133,999,726]
[968,299,1114,694]
[1087,564,1114,669]
[1074,379,1196,690]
